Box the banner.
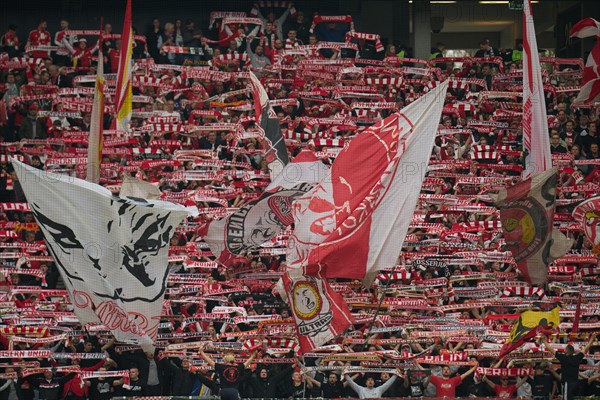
[12,160,193,351]
[522,0,551,177]
[287,81,448,283]
[204,150,328,261]
[572,196,600,254]
[282,272,353,353]
[492,167,572,285]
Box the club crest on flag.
[500,197,549,262]
[289,276,332,336]
[572,196,600,254]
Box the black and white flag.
[12,160,194,350]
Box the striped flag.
[114,0,133,132]
[570,18,600,105]
[522,0,551,178]
[86,26,105,184]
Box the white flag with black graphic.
[12,160,194,350]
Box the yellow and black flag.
[499,306,560,359]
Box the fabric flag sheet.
[12,160,194,350]
[205,150,328,261]
[286,81,449,283]
[248,71,290,181]
[499,306,560,359]
[492,167,571,286]
[522,0,551,178]
[572,195,600,255]
[282,272,353,353]
[570,18,600,104]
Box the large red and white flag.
[204,150,328,262]
[492,167,572,286]
[12,160,194,351]
[86,26,105,184]
[570,17,600,39]
[114,0,133,132]
[282,272,353,353]
[522,0,551,178]
[570,18,600,104]
[286,81,448,283]
[572,195,600,254]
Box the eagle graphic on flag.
[12,160,194,351]
[499,306,560,358]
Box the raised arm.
[243,350,257,368]
[198,346,215,368]
[582,333,597,355]
[460,361,479,381]
[542,336,556,356]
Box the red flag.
[286,81,448,283]
[282,272,353,353]
[114,0,133,131]
[492,167,572,286]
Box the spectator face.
[259,369,268,379]
[441,366,451,377]
[557,110,566,122]
[104,24,112,33]
[288,30,297,40]
[591,143,599,154]
[590,124,598,135]
[60,20,69,30]
[571,145,580,156]
[39,21,47,31]
[551,135,561,146]
[328,373,338,383]
[274,39,283,49]
[229,40,237,50]
[365,377,375,388]
[309,36,317,45]
[292,372,302,383]
[84,341,93,352]
[265,22,274,32]
[566,121,574,132]
[255,45,264,55]
[153,19,160,29]
[500,378,509,386]
[44,371,53,380]
[130,368,139,379]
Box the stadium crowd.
[0,2,600,400]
